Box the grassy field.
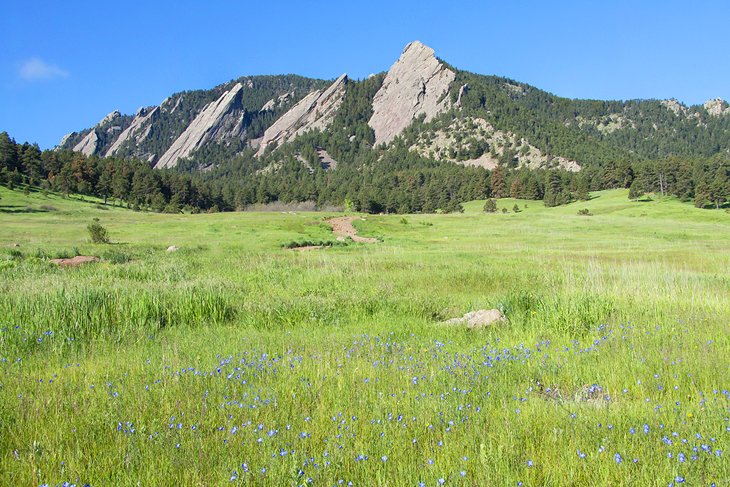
[0,186,728,486]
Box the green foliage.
[87,221,110,243]
[483,198,497,213]
[0,188,728,485]
[281,239,348,249]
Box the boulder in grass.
[50,256,100,267]
[444,309,506,329]
[166,246,179,252]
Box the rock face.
[260,92,294,112]
[256,74,347,157]
[411,117,581,172]
[661,99,687,117]
[455,84,469,107]
[105,106,159,157]
[704,98,730,117]
[155,83,245,169]
[73,130,99,156]
[59,133,74,147]
[100,110,122,125]
[444,309,507,329]
[368,41,456,146]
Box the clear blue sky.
[2,0,729,149]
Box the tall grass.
[0,187,727,485]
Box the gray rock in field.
[166,245,179,252]
[444,309,506,329]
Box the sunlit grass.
[0,186,728,485]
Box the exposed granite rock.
[368,41,455,146]
[444,309,507,329]
[260,98,276,112]
[317,148,338,170]
[255,74,347,157]
[73,130,99,156]
[105,106,159,157]
[59,133,74,148]
[99,110,121,126]
[704,98,730,117]
[661,99,687,116]
[455,84,469,107]
[155,83,245,169]
[260,92,294,112]
[410,117,580,172]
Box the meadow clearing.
[0,186,728,486]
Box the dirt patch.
[50,256,100,267]
[326,216,378,243]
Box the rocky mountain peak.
[704,98,729,117]
[99,110,121,126]
[661,99,687,117]
[368,41,456,146]
[155,83,245,168]
[255,74,348,157]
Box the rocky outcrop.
[661,99,687,116]
[155,83,245,169]
[704,98,730,117]
[368,41,456,146]
[260,92,294,112]
[59,133,74,148]
[455,84,469,107]
[255,74,347,157]
[99,110,121,126]
[105,106,159,157]
[73,130,99,156]
[410,117,580,172]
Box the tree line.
[1,131,728,213]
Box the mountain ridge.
[58,41,730,172]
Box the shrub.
[483,199,497,213]
[87,222,110,243]
[513,204,520,213]
[102,249,133,264]
[577,208,593,216]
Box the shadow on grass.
[0,206,49,214]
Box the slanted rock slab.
[444,309,506,329]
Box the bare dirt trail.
[326,216,378,243]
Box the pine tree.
[491,166,506,199]
[576,173,590,200]
[628,177,646,200]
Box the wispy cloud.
[18,57,69,81]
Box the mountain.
[59,75,330,168]
[59,41,730,174]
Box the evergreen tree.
[491,166,506,198]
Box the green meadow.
[0,186,728,486]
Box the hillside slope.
[58,41,730,173]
